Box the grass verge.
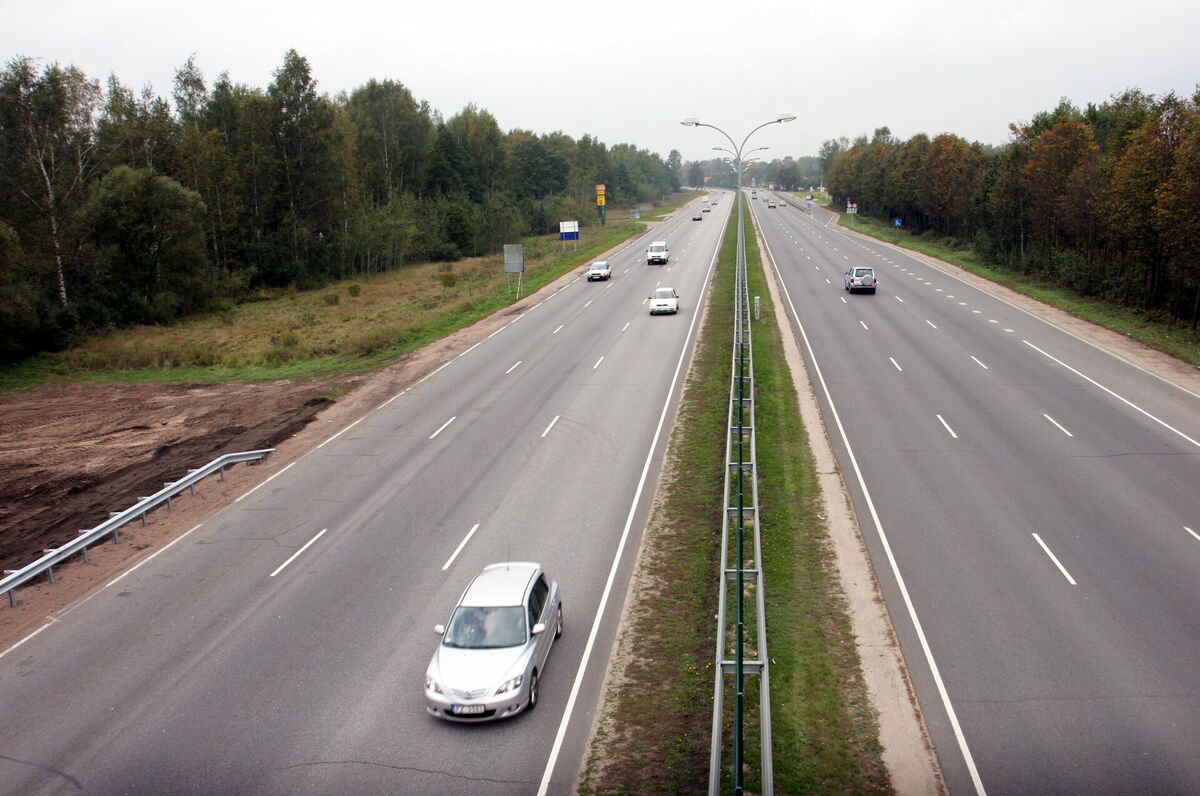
[838,213,1200,367]
[579,198,888,793]
[0,203,687,392]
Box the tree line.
[822,89,1200,328]
[0,50,682,362]
[684,155,821,192]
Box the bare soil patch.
[0,281,561,649]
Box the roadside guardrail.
[2,449,274,607]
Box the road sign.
[596,195,606,206]
[595,184,605,193]
[503,244,524,273]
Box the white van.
[646,241,670,265]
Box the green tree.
[80,165,208,323]
[512,137,568,199]
[346,78,434,204]
[0,57,101,308]
[666,149,682,191]
[0,221,41,361]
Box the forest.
[821,88,1200,328]
[0,50,681,362]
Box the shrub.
[323,293,340,306]
[347,284,362,297]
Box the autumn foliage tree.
[823,88,1200,328]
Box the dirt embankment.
[0,380,341,575]
[0,286,552,648]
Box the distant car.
[692,213,702,221]
[702,206,711,212]
[844,267,878,294]
[586,260,611,281]
[767,201,776,209]
[425,562,562,722]
[649,287,680,315]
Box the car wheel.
[528,671,539,711]
[555,603,563,638]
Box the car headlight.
[426,675,443,694]
[495,675,523,695]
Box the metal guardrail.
[709,191,772,794]
[2,448,274,607]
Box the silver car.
[844,267,878,294]
[425,562,562,721]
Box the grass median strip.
[580,199,888,793]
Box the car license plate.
[451,704,485,715]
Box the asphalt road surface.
[752,191,1199,795]
[0,193,732,795]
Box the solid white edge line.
[1023,341,1200,449]
[442,523,481,571]
[269,528,328,577]
[429,416,456,439]
[762,229,988,795]
[851,234,1200,401]
[317,418,365,449]
[235,461,296,502]
[536,217,721,796]
[541,415,560,439]
[506,361,522,374]
[1031,533,1077,585]
[937,414,959,439]
[0,621,54,661]
[1043,414,1074,437]
[2,516,205,659]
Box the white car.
[425,562,562,722]
[586,260,611,281]
[646,241,670,265]
[648,287,680,315]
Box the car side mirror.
[434,624,445,635]
[531,622,546,635]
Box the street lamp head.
[680,117,700,127]
[777,113,797,123]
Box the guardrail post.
[43,551,57,582]
[79,531,91,562]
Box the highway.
[751,191,1200,794]
[0,193,731,794]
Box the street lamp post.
[683,112,794,796]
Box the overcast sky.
[5,0,1197,164]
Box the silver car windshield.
[443,605,526,649]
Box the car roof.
[589,260,608,267]
[460,562,540,606]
